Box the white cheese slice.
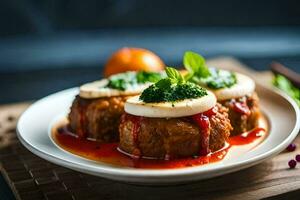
[125,91,216,118]
[211,73,255,101]
[79,79,150,99]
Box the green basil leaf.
[165,67,185,84]
[183,51,210,78]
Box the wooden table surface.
[0,58,299,200]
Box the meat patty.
[68,95,132,142]
[119,103,232,159]
[220,93,260,136]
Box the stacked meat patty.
[220,93,260,135]
[68,95,131,142]
[119,104,232,159]
[68,70,164,142]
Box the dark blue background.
[0,0,299,102]
[1,0,300,36]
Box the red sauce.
[202,106,218,117]
[232,100,251,116]
[189,106,219,156]
[123,114,142,158]
[53,115,267,169]
[191,114,211,156]
[53,125,230,169]
[228,128,266,145]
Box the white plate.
[17,85,300,184]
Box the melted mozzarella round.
[211,73,255,101]
[125,91,216,118]
[79,79,150,99]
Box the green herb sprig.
[139,67,207,103]
[184,51,210,79]
[106,71,163,91]
[183,51,237,89]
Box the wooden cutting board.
[0,57,299,200]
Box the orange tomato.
[104,47,165,77]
